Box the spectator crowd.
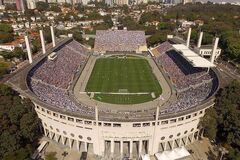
[94,30,147,52]
[28,40,95,115]
[155,41,217,114]
[27,40,218,119]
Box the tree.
[103,15,113,28]
[221,31,240,61]
[12,48,26,60]
[36,2,49,12]
[0,23,13,33]
[20,113,40,142]
[43,27,52,43]
[118,16,144,31]
[0,33,14,44]
[147,31,169,47]
[145,25,157,35]
[86,11,102,20]
[202,80,240,159]
[32,39,41,54]
[0,84,13,96]
[139,11,161,25]
[0,84,42,159]
[73,31,83,43]
[3,148,31,160]
[0,48,26,61]
[0,66,8,79]
[75,4,85,13]
[0,23,14,43]
[200,107,217,140]
[49,5,61,12]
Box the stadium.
[8,28,220,159]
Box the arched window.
[87,137,91,141]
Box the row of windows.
[160,128,195,140]
[132,110,204,127]
[37,105,205,128]
[45,123,92,141]
[36,105,122,127]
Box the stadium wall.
[34,102,211,157]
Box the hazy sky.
[197,0,240,2]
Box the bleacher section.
[94,30,147,52]
[154,41,217,114]
[28,40,95,115]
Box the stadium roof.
[172,44,215,68]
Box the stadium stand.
[151,41,173,57]
[28,40,95,115]
[29,41,88,89]
[153,41,217,114]
[94,30,147,52]
[28,39,217,117]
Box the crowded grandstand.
[24,34,218,119]
[94,30,148,53]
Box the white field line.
[80,92,152,95]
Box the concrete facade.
[35,103,209,158]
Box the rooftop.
[172,44,216,68]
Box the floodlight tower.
[39,30,46,54]
[197,32,203,48]
[210,37,219,64]
[24,34,33,64]
[207,37,219,73]
[186,27,192,48]
[50,25,56,47]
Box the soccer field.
[85,56,162,104]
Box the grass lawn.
[85,56,162,104]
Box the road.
[215,60,240,87]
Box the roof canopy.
[155,147,191,160]
[172,44,215,68]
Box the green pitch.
[85,56,162,104]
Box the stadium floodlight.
[210,37,219,64]
[197,32,203,48]
[24,35,33,64]
[39,30,46,54]
[50,25,56,47]
[186,28,192,48]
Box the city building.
[26,0,36,9]
[16,0,25,12]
